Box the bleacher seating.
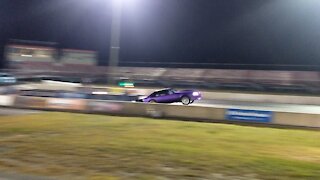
[203,69,249,83]
[9,61,320,93]
[292,71,320,86]
[248,71,294,85]
[161,68,205,82]
[130,67,166,81]
[11,61,54,72]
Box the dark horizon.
[1,0,320,70]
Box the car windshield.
[0,74,9,77]
[170,89,177,93]
[149,92,157,97]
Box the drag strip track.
[183,100,320,114]
[4,84,320,115]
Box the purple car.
[137,88,201,105]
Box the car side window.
[161,90,169,96]
[168,90,174,95]
[155,90,166,96]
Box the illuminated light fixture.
[21,54,33,57]
[118,82,135,87]
[92,91,109,95]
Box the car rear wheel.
[181,96,190,105]
[149,100,156,103]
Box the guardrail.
[0,95,319,128]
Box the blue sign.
[226,109,272,123]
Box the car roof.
[155,88,172,92]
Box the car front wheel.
[181,96,190,105]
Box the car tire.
[149,100,156,103]
[181,96,190,105]
[190,100,194,104]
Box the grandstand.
[5,40,101,76]
[4,41,320,93]
[61,49,97,66]
[6,45,55,70]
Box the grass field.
[0,112,319,180]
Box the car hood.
[139,95,148,99]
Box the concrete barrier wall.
[161,105,225,120]
[14,96,47,109]
[120,102,149,116]
[274,112,320,128]
[1,95,319,128]
[114,102,225,121]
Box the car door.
[154,90,176,103]
[146,92,157,102]
[165,89,180,103]
[153,90,167,103]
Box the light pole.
[108,0,123,84]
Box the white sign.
[0,95,14,106]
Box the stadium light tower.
[108,0,123,83]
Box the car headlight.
[192,92,200,96]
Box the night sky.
[1,0,320,70]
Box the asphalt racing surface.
[189,99,320,114]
